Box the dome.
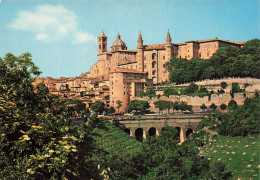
[111,33,127,48]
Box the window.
[103,44,106,49]
[163,56,165,60]
[199,54,201,57]
[99,45,101,49]
[152,53,156,60]
[144,56,146,60]
[207,52,210,57]
[152,61,156,68]
[152,70,156,75]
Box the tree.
[209,103,217,110]
[115,100,122,113]
[107,106,115,115]
[163,87,178,97]
[231,83,241,93]
[200,103,207,109]
[220,103,227,110]
[220,82,228,89]
[154,100,173,114]
[0,53,100,179]
[183,82,198,94]
[228,100,238,109]
[90,101,105,114]
[128,100,150,113]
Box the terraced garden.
[200,135,260,179]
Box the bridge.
[114,114,206,143]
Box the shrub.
[210,103,217,110]
[200,103,207,109]
[220,82,228,89]
[228,100,238,109]
[220,103,227,110]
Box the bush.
[220,103,227,110]
[220,82,228,89]
[228,100,238,109]
[210,103,217,110]
[200,103,207,109]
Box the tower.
[137,31,144,72]
[166,29,173,60]
[98,30,107,55]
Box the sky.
[0,0,259,78]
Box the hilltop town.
[35,30,250,112]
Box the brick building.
[36,30,245,112]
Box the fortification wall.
[134,92,255,113]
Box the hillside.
[91,119,142,157]
[199,135,260,179]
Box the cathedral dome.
[111,33,127,49]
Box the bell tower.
[137,31,144,72]
[98,30,107,55]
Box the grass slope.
[200,135,260,179]
[91,119,142,157]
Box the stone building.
[36,30,245,112]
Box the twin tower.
[97,30,173,73]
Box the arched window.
[152,53,156,60]
[152,70,156,75]
[152,61,156,68]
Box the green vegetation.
[128,100,150,113]
[220,103,227,110]
[115,100,122,113]
[0,53,100,179]
[221,81,228,89]
[163,83,210,97]
[138,88,156,98]
[90,101,105,114]
[167,39,260,84]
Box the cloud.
[9,4,96,44]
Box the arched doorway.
[135,128,143,142]
[148,127,156,136]
[124,128,130,135]
[186,128,193,138]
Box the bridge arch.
[186,128,193,138]
[135,128,143,142]
[124,128,131,135]
[148,127,157,136]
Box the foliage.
[0,53,100,179]
[65,99,86,116]
[128,100,150,112]
[200,103,207,109]
[138,88,156,98]
[154,100,173,114]
[220,82,228,89]
[163,87,178,97]
[90,101,105,114]
[115,100,122,113]
[228,100,238,110]
[220,103,227,110]
[107,107,115,114]
[183,82,199,94]
[210,103,217,110]
[167,39,260,84]
[231,83,241,93]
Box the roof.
[111,33,127,48]
[115,50,137,53]
[144,44,166,50]
[110,68,146,74]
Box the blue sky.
[0,0,259,78]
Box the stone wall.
[134,92,255,113]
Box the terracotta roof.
[236,41,247,45]
[116,50,137,53]
[177,43,187,46]
[110,68,146,74]
[144,44,166,50]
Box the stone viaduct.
[114,114,206,143]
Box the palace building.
[36,30,245,112]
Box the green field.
[91,119,142,157]
[200,135,260,179]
